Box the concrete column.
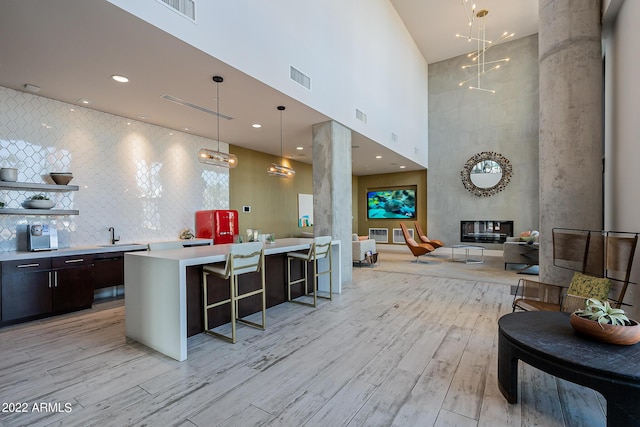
[539,0,603,284]
[312,120,352,285]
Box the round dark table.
[498,311,640,427]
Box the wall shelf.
[0,182,79,192]
[0,208,79,216]
[0,181,79,216]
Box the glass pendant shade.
[198,148,238,168]
[267,163,295,178]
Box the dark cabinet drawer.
[52,254,94,269]
[1,258,52,275]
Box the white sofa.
[352,234,377,264]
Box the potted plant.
[570,298,640,345]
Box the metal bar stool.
[202,241,265,343]
[287,235,333,307]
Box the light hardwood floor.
[0,250,607,427]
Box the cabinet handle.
[64,258,84,264]
[18,263,40,268]
[49,272,52,288]
[54,271,58,288]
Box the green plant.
[29,193,50,200]
[574,298,630,326]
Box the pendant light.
[198,75,238,168]
[267,105,295,178]
[455,1,514,93]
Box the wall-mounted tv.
[367,188,416,219]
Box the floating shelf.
[0,208,79,216]
[0,182,79,192]
[1,181,79,215]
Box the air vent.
[161,94,233,120]
[356,109,367,123]
[157,0,196,21]
[391,133,399,143]
[290,66,311,90]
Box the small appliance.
[28,224,58,251]
[195,210,238,244]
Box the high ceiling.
[0,0,538,175]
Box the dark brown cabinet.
[51,255,94,312]
[1,255,94,324]
[1,258,52,322]
[92,251,125,289]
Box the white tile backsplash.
[0,86,229,251]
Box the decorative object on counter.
[246,228,260,242]
[25,194,55,209]
[266,233,275,244]
[49,172,73,185]
[267,106,296,178]
[0,167,18,182]
[180,228,195,240]
[197,76,238,168]
[570,298,640,345]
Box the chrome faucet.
[108,227,120,245]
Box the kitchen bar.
[124,238,341,361]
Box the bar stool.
[287,235,333,307]
[202,241,265,343]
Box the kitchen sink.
[97,243,144,247]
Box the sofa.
[352,234,377,265]
[503,232,539,270]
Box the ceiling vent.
[161,94,233,120]
[157,0,196,21]
[355,109,367,124]
[290,66,311,90]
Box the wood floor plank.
[0,252,607,427]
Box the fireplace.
[460,220,514,244]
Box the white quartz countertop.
[0,239,213,262]
[126,238,321,267]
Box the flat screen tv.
[367,188,416,219]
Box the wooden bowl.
[570,313,640,345]
[50,173,73,185]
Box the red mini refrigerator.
[195,210,238,244]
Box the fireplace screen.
[460,220,514,243]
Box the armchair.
[512,229,638,312]
[414,222,444,248]
[399,223,434,263]
[352,234,377,265]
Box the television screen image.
[367,189,416,219]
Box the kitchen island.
[124,238,341,361]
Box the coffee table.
[450,244,485,264]
[498,311,640,427]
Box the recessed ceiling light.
[252,123,262,128]
[75,98,90,105]
[375,155,382,159]
[400,165,406,169]
[112,75,129,83]
[137,115,147,120]
[296,146,304,150]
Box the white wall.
[106,0,429,166]
[604,0,640,317]
[0,87,229,251]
